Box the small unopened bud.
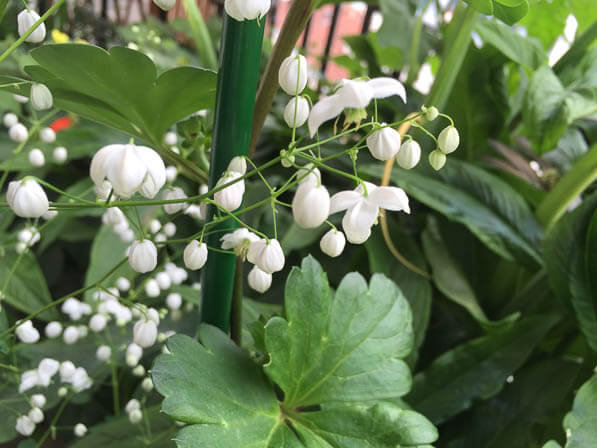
[396,140,421,170]
[279,54,308,95]
[438,126,460,154]
[30,83,53,111]
[429,150,447,171]
[423,106,439,121]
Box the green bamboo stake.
[200,15,265,332]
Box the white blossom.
[164,131,177,145]
[163,187,188,214]
[366,126,401,161]
[17,9,46,43]
[133,319,158,348]
[8,123,28,142]
[153,0,176,11]
[89,314,108,332]
[30,83,53,110]
[38,358,59,378]
[125,398,141,414]
[163,222,176,237]
[279,54,308,96]
[292,182,330,229]
[44,321,62,339]
[3,113,18,127]
[184,240,208,270]
[63,326,79,345]
[74,423,88,437]
[96,345,112,362]
[7,178,49,218]
[396,140,421,169]
[220,228,260,250]
[320,229,346,257]
[166,293,182,310]
[155,271,172,290]
[19,370,40,393]
[247,266,272,293]
[284,96,310,128]
[28,407,44,424]
[142,377,154,392]
[40,127,56,143]
[129,408,143,424]
[438,126,460,154]
[128,240,158,273]
[15,415,35,436]
[214,171,245,211]
[145,279,161,298]
[15,320,40,344]
[13,94,29,103]
[59,361,76,382]
[224,0,271,21]
[247,239,285,274]
[31,394,46,408]
[429,149,447,171]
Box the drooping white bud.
[38,358,59,378]
[63,326,79,345]
[366,126,401,161]
[7,179,49,218]
[423,106,439,121]
[96,345,112,362]
[165,166,177,182]
[30,83,53,110]
[132,365,145,376]
[214,171,245,211]
[8,123,28,142]
[59,361,76,382]
[163,222,176,237]
[70,367,93,392]
[162,187,188,214]
[13,94,28,103]
[284,96,310,128]
[247,239,285,274]
[142,377,154,392]
[129,408,143,424]
[296,164,321,187]
[220,228,260,250]
[17,9,46,43]
[40,127,56,143]
[429,149,447,171]
[153,0,176,11]
[133,319,158,348]
[44,321,62,339]
[320,229,346,257]
[74,423,88,437]
[53,146,68,164]
[166,293,182,310]
[15,415,35,436]
[279,54,308,95]
[291,182,330,229]
[438,126,460,154]
[128,240,158,273]
[224,0,271,21]
[228,156,247,175]
[155,271,171,290]
[247,266,272,293]
[15,320,40,344]
[89,314,108,333]
[163,131,177,145]
[28,407,44,424]
[28,148,45,167]
[31,394,46,408]
[183,240,208,270]
[145,279,161,298]
[396,140,421,170]
[3,113,18,127]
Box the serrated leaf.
[563,375,597,447]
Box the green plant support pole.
[200,16,265,332]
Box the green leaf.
[544,442,563,448]
[464,0,494,15]
[24,43,216,144]
[407,315,558,424]
[0,250,58,320]
[493,0,529,25]
[475,19,546,69]
[563,375,597,447]
[544,193,597,352]
[519,0,569,49]
[265,256,414,407]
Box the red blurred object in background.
[49,116,73,132]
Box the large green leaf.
[407,315,558,424]
[563,375,597,447]
[0,250,58,320]
[544,193,597,352]
[463,0,529,24]
[153,257,437,447]
[519,0,569,49]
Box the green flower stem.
[36,393,71,448]
[536,145,597,229]
[111,361,120,417]
[0,0,66,65]
[201,15,265,332]
[181,0,218,70]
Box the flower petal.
[366,77,407,104]
[329,191,361,214]
[368,186,410,213]
[308,93,346,137]
[342,200,379,244]
[336,79,373,109]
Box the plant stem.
[230,256,244,346]
[181,0,218,70]
[536,145,597,229]
[111,361,120,417]
[36,394,70,447]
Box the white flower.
[132,365,145,376]
[19,370,40,393]
[89,314,107,332]
[296,164,321,187]
[96,345,111,362]
[366,126,401,161]
[438,126,460,154]
[13,94,29,103]
[17,9,46,43]
[224,0,271,21]
[90,144,166,199]
[7,179,49,218]
[44,321,62,339]
[103,207,126,226]
[59,361,76,382]
[116,276,131,292]
[53,146,68,164]
[247,239,285,274]
[153,0,176,11]
[8,123,28,142]
[15,320,40,344]
[214,171,245,211]
[133,319,158,348]
[320,229,346,257]
[220,228,259,250]
[155,271,171,290]
[31,394,46,408]
[284,96,310,128]
[163,222,176,237]
[30,83,53,110]
[145,279,161,298]
[74,423,88,437]
[61,297,85,320]
[396,140,421,169]
[247,266,272,293]
[329,182,410,244]
[166,293,182,310]
[165,166,177,182]
[163,187,188,214]
[70,367,93,392]
[58,386,68,397]
[40,127,56,143]
[183,240,208,270]
[429,149,447,171]
[128,240,158,273]
[15,415,35,436]
[127,343,143,361]
[94,180,112,200]
[164,131,177,145]
[291,182,330,229]
[126,398,141,414]
[3,113,18,127]
[142,377,154,392]
[228,156,247,175]
[279,54,308,95]
[129,408,143,424]
[63,326,79,345]
[308,77,407,136]
[38,358,59,378]
[28,407,44,424]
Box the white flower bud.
[228,156,247,175]
[61,297,84,320]
[28,407,44,424]
[13,94,29,103]
[165,166,177,182]
[28,148,45,167]
[292,182,330,229]
[284,96,310,128]
[3,113,18,127]
[96,345,111,362]
[31,394,46,408]
[7,179,49,218]
[132,365,145,377]
[40,127,56,143]
[155,272,171,290]
[30,83,53,110]
[163,187,187,214]
[126,353,139,367]
[89,314,107,332]
[53,146,68,164]
[279,54,308,95]
[297,164,321,187]
[396,140,421,170]
[44,321,62,339]
[247,239,285,274]
[438,126,460,154]
[183,240,208,270]
[42,209,57,220]
[153,0,176,11]
[127,343,143,360]
[163,222,176,237]
[57,386,68,397]
[163,131,177,145]
[320,229,346,257]
[166,293,182,310]
[214,171,245,211]
[133,320,158,348]
[59,361,76,382]
[429,149,447,171]
[129,409,143,424]
[15,320,40,344]
[149,220,161,234]
[142,377,154,392]
[115,277,129,293]
[38,358,59,377]
[8,123,28,142]
[367,126,401,161]
[19,370,40,393]
[423,106,439,121]
[74,423,87,437]
[70,367,93,392]
[15,415,35,436]
[144,279,160,298]
[128,240,158,273]
[17,9,46,43]
[225,0,271,21]
[247,266,272,293]
[220,228,260,250]
[126,399,141,414]
[63,326,79,345]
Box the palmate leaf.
[153,256,437,447]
